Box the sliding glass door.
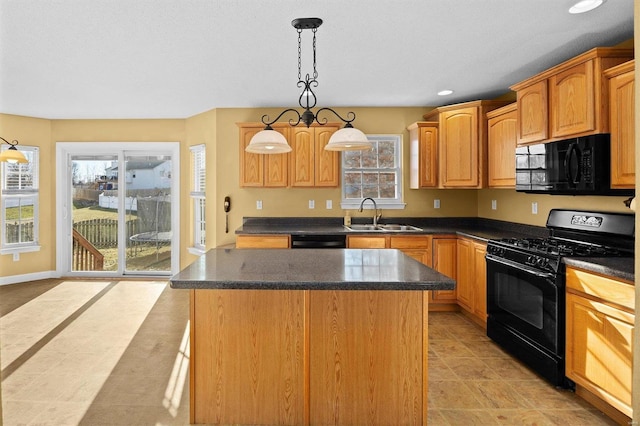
[57,143,179,276]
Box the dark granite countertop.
[234,217,634,282]
[235,216,547,242]
[563,257,634,283]
[170,248,456,291]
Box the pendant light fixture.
[0,137,28,163]
[245,18,371,154]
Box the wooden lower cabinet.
[430,237,457,309]
[455,239,488,326]
[236,234,290,248]
[346,235,388,248]
[191,288,428,425]
[565,267,634,422]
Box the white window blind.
[190,145,206,251]
[1,146,40,252]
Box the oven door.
[486,254,561,355]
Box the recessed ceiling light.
[569,0,605,14]
[437,89,454,96]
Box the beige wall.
[1,105,636,274]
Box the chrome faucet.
[358,197,382,227]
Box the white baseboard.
[0,271,59,286]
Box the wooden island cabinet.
[172,248,455,425]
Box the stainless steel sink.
[378,224,423,232]
[344,224,423,232]
[344,224,380,231]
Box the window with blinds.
[1,146,40,252]
[190,145,206,251]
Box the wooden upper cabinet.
[605,60,635,189]
[516,80,548,144]
[314,126,340,187]
[290,126,339,187]
[239,124,289,188]
[486,103,517,188]
[408,122,438,188]
[511,47,633,143]
[238,123,339,188]
[550,60,595,138]
[424,100,509,189]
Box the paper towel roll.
[629,197,636,211]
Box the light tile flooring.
[0,279,617,425]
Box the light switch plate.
[532,202,538,214]
[491,200,497,210]
[309,200,315,209]
[256,200,263,210]
[13,252,19,261]
[326,200,332,209]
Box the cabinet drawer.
[566,267,634,311]
[236,235,291,248]
[347,236,388,248]
[389,235,431,249]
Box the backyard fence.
[5,222,34,244]
[73,218,139,248]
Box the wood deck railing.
[72,229,104,271]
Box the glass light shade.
[0,147,28,163]
[325,127,372,151]
[569,0,604,13]
[245,130,292,154]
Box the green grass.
[5,206,34,221]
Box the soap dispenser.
[344,211,351,226]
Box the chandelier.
[246,18,372,154]
[0,137,28,163]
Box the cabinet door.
[456,239,474,312]
[566,292,633,417]
[239,127,264,187]
[473,242,487,323]
[347,235,388,248]
[516,80,548,144]
[390,235,432,266]
[439,107,479,187]
[290,127,314,187]
[239,126,289,187]
[431,238,457,302]
[409,124,438,188]
[487,107,517,188]
[609,69,635,188]
[550,60,595,138]
[314,126,339,187]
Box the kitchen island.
[170,248,455,425]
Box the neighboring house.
[109,160,172,190]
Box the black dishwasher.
[290,234,346,249]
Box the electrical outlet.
[308,200,315,209]
[326,200,332,209]
[491,200,497,210]
[532,202,538,214]
[256,200,263,210]
[13,252,19,261]
[434,199,440,209]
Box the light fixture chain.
[297,28,302,81]
[312,27,318,80]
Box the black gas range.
[485,209,634,387]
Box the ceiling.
[0,0,634,120]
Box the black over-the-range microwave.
[515,133,634,196]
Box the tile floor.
[0,279,618,425]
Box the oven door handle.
[486,254,556,280]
